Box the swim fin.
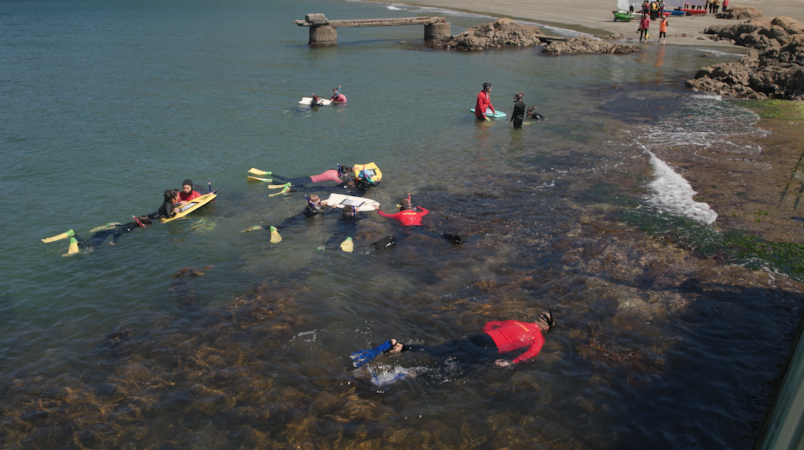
[248,168,272,176]
[42,229,75,243]
[247,176,273,182]
[351,340,393,368]
[268,183,291,197]
[240,225,263,233]
[340,237,354,252]
[270,226,282,244]
[63,237,79,256]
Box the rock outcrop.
[687,17,804,99]
[541,36,641,56]
[716,6,762,20]
[428,18,545,50]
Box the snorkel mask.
[133,216,149,228]
[539,310,554,331]
[305,195,321,210]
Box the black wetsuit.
[402,334,498,364]
[511,100,526,129]
[76,222,141,248]
[324,213,363,248]
[150,201,175,219]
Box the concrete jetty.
[292,14,450,47]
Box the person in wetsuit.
[272,166,353,188]
[310,94,325,107]
[371,197,462,248]
[177,179,202,206]
[75,216,153,249]
[475,82,495,121]
[151,189,180,219]
[526,106,545,121]
[511,92,526,129]
[386,311,554,367]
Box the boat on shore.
[681,8,707,15]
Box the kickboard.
[300,97,332,106]
[470,108,507,118]
[161,191,217,223]
[325,194,379,212]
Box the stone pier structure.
[293,14,450,47]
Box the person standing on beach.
[475,82,495,121]
[658,17,668,44]
[511,92,525,129]
[638,14,650,43]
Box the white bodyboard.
[325,194,379,212]
[300,97,332,106]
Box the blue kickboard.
[469,108,507,118]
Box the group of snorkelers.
[310,85,347,107]
[475,82,545,129]
[42,179,206,255]
[243,162,464,252]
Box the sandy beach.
[375,0,804,46]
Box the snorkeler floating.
[42,216,153,256]
[352,311,555,369]
[370,194,463,249]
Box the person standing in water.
[475,82,495,121]
[511,92,526,129]
[330,85,347,104]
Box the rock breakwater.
[686,17,804,99]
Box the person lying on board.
[310,94,325,106]
[240,195,335,240]
[177,179,202,206]
[150,189,180,219]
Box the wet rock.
[428,18,545,51]
[542,36,641,56]
[716,6,763,20]
[598,33,626,40]
[689,18,804,99]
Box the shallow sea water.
[1,0,802,448]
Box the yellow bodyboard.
[161,192,217,223]
[354,162,382,182]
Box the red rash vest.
[377,207,429,226]
[178,190,202,203]
[475,91,495,118]
[483,320,545,364]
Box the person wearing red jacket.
[177,179,202,206]
[475,82,495,121]
[385,311,554,367]
[373,198,428,226]
[370,197,464,249]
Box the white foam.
[643,147,718,224]
[386,5,404,10]
[516,20,593,38]
[695,48,745,57]
[368,364,426,385]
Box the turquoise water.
[0,0,798,448]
